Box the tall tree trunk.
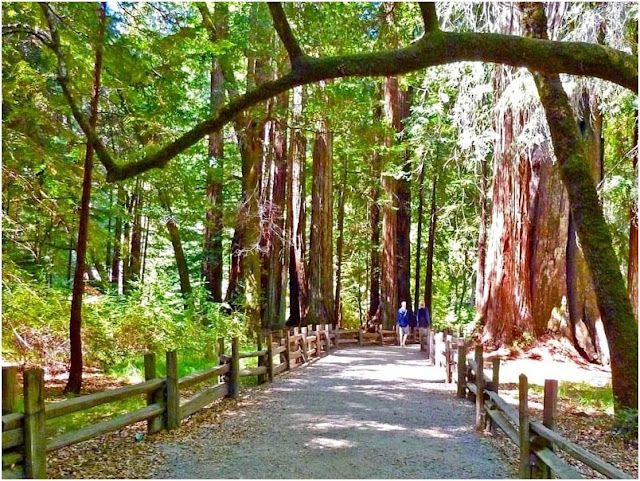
[264,92,288,329]
[159,190,192,298]
[335,155,348,325]
[65,2,105,394]
[140,214,150,284]
[413,158,426,314]
[202,54,225,302]
[368,104,382,320]
[128,179,143,285]
[105,185,113,279]
[225,225,243,304]
[307,116,335,326]
[629,113,638,320]
[121,193,132,294]
[424,170,438,313]
[381,174,398,329]
[381,76,412,328]
[521,1,637,410]
[110,185,124,290]
[474,158,489,309]
[287,86,307,326]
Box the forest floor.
[44,340,637,479]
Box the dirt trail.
[152,346,514,479]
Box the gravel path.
[153,346,515,479]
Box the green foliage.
[614,408,638,441]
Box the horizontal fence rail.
[3,322,383,478]
[456,343,633,479]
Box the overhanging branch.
[268,3,304,64]
[418,3,439,32]
[35,2,634,183]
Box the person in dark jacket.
[417,301,431,352]
[397,301,410,347]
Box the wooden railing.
[2,323,355,479]
[457,344,633,479]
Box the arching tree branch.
[418,3,439,32]
[39,1,638,183]
[268,3,304,65]
[39,3,116,172]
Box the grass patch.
[46,396,146,438]
[531,381,614,412]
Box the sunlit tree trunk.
[629,114,638,320]
[474,158,489,309]
[263,92,288,329]
[335,155,348,325]
[202,56,225,302]
[368,103,382,320]
[128,179,142,285]
[287,86,307,326]
[522,2,637,409]
[65,2,105,394]
[110,185,124,289]
[413,158,426,314]
[307,116,335,326]
[381,76,412,328]
[423,170,438,314]
[159,190,192,298]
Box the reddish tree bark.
[159,190,192,298]
[202,56,225,302]
[110,184,124,289]
[380,76,412,328]
[263,92,288,329]
[629,114,638,320]
[65,2,105,394]
[287,86,307,326]
[369,103,382,320]
[335,155,348,325]
[307,116,335,326]
[424,170,438,313]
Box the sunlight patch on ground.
[305,437,357,450]
[299,415,407,433]
[412,427,454,439]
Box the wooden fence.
[457,343,633,479]
[1,323,352,479]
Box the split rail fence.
[456,343,633,479]
[3,323,384,479]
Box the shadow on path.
[153,346,515,479]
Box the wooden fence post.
[379,326,384,346]
[457,344,467,398]
[357,329,363,347]
[492,359,500,393]
[257,333,266,384]
[445,336,452,383]
[428,329,435,364]
[2,366,18,415]
[538,379,558,479]
[217,338,225,359]
[229,337,240,398]
[23,368,46,479]
[266,332,274,382]
[335,326,340,349]
[489,358,501,436]
[165,351,180,430]
[285,330,291,370]
[144,353,165,434]
[322,324,331,354]
[300,327,308,363]
[474,345,485,431]
[519,374,531,479]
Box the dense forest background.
[2,2,637,407]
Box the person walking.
[417,301,431,352]
[397,301,410,347]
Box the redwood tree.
[307,114,335,326]
[44,2,106,394]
